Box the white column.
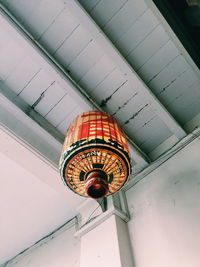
[76,193,134,267]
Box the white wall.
[80,215,133,267]
[127,139,200,267]
[2,139,200,267]
[2,219,80,267]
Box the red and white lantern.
[59,110,131,199]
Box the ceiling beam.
[0,92,62,166]
[66,0,186,140]
[0,4,149,171]
[0,81,64,144]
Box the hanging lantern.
[59,110,131,199]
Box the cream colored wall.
[127,139,200,267]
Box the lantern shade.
[59,110,131,198]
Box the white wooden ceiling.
[0,0,200,264]
[1,0,200,159]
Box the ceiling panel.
[5,56,41,95]
[67,40,104,81]
[54,24,93,69]
[103,81,138,114]
[18,69,55,106]
[123,107,156,134]
[0,40,25,80]
[108,91,145,123]
[157,69,199,106]
[90,0,128,28]
[131,116,173,152]
[137,40,180,83]
[127,24,170,71]
[0,21,13,48]
[39,8,79,55]
[45,94,79,127]
[115,9,159,56]
[79,55,115,91]
[20,0,65,39]
[179,98,200,125]
[2,0,64,40]
[169,80,200,110]
[34,82,66,116]
[166,80,200,125]
[90,68,127,104]
[148,55,190,95]
[103,0,148,43]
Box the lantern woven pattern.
[60,110,131,197]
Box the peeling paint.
[147,54,180,83]
[31,81,55,109]
[16,69,42,96]
[141,116,156,128]
[112,92,138,116]
[174,180,180,185]
[100,80,127,107]
[124,104,149,125]
[158,69,187,95]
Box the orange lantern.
[59,110,131,199]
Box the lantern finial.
[85,170,108,199]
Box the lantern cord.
[81,198,105,228]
